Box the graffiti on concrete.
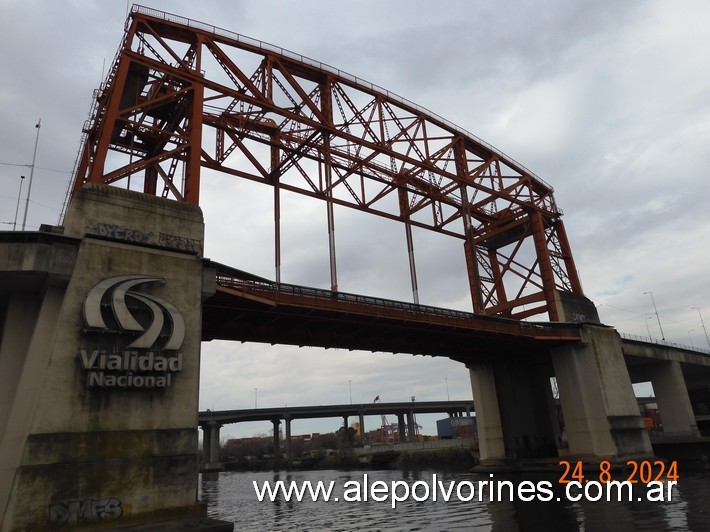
[48,496,122,527]
[87,221,153,244]
[84,219,203,253]
[158,232,203,253]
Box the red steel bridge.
[57,5,710,464]
[67,4,583,336]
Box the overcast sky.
[2,0,709,439]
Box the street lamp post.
[13,175,26,230]
[21,119,41,231]
[644,291,665,340]
[445,377,450,401]
[349,380,352,404]
[691,306,710,349]
[254,387,258,409]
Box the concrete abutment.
[0,184,229,531]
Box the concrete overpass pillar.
[469,361,557,460]
[407,410,416,442]
[498,362,558,458]
[650,361,699,437]
[272,419,280,457]
[202,421,222,470]
[284,416,292,460]
[468,362,506,461]
[551,325,652,458]
[358,412,365,445]
[397,413,406,443]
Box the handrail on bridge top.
[620,332,710,356]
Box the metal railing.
[620,332,710,356]
[214,265,579,335]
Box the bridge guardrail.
[620,332,710,355]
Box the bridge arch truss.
[69,5,582,321]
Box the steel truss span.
[69,4,583,321]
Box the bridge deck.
[202,263,582,362]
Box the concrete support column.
[272,419,280,457]
[0,293,41,442]
[397,413,406,443]
[493,362,557,458]
[406,410,416,442]
[202,421,222,470]
[201,425,211,468]
[1,286,65,521]
[284,416,292,460]
[468,362,506,461]
[358,412,365,445]
[551,326,652,458]
[651,361,699,437]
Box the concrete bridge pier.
[468,362,506,461]
[406,410,416,442]
[397,414,406,443]
[201,421,222,471]
[470,324,653,463]
[284,416,292,460]
[468,361,558,462]
[550,325,652,459]
[629,360,699,437]
[272,419,280,457]
[358,412,365,445]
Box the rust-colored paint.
[69,6,583,321]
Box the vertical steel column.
[456,140,484,313]
[553,219,583,294]
[487,248,509,315]
[272,136,282,283]
[184,37,203,205]
[85,53,135,185]
[274,182,281,283]
[399,186,419,304]
[321,79,338,291]
[529,210,559,321]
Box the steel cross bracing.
[69,5,583,321]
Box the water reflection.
[199,468,708,531]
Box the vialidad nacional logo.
[79,275,186,389]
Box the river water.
[199,468,710,531]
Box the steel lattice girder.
[69,6,583,320]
